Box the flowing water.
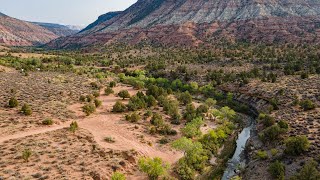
[222,119,254,180]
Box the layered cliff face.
[47,0,320,49]
[0,13,58,46]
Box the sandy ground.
[0,84,183,167]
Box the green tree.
[111,172,126,180]
[113,101,127,113]
[138,157,169,180]
[21,104,32,116]
[181,117,203,138]
[269,160,285,180]
[172,137,208,172]
[118,90,131,100]
[285,136,310,156]
[8,97,19,108]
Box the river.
[222,118,255,180]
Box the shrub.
[178,91,193,105]
[8,97,19,108]
[94,99,102,108]
[196,104,209,116]
[79,95,86,102]
[21,104,32,116]
[126,112,141,123]
[171,112,182,125]
[163,99,179,116]
[176,159,196,180]
[82,103,96,116]
[118,90,130,100]
[104,136,116,143]
[151,113,164,127]
[205,98,216,107]
[291,160,320,180]
[271,149,278,156]
[86,94,95,102]
[301,72,309,79]
[299,99,316,111]
[256,150,268,160]
[258,113,275,127]
[268,160,285,180]
[144,110,153,118]
[127,95,147,111]
[105,87,114,95]
[159,138,169,144]
[113,101,127,113]
[285,136,310,156]
[90,82,100,90]
[92,91,100,97]
[22,149,32,162]
[184,104,197,122]
[69,121,79,134]
[146,85,167,98]
[145,95,157,107]
[109,81,117,88]
[259,124,285,142]
[149,126,157,135]
[138,157,169,180]
[42,118,54,125]
[111,172,126,180]
[278,120,289,129]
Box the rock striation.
[47,0,320,48]
[0,12,58,46]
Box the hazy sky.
[0,0,137,26]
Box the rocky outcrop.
[46,0,320,49]
[0,13,58,46]
[80,11,122,34]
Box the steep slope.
[47,0,320,49]
[32,22,79,37]
[80,11,122,33]
[0,13,58,46]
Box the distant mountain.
[66,25,84,31]
[32,22,79,37]
[0,12,58,46]
[47,0,320,49]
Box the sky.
[0,0,137,26]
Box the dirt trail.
[0,122,70,143]
[0,84,183,164]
